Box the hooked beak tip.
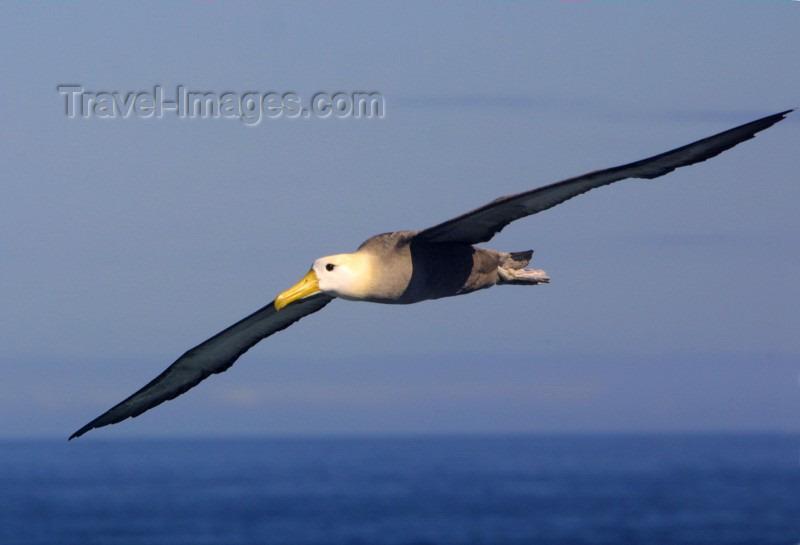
[274,269,320,311]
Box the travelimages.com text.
[57,86,385,125]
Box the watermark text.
[57,85,385,125]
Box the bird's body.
[70,110,792,439]
[310,231,548,305]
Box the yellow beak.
[274,269,320,311]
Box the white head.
[274,252,374,310]
[312,253,375,299]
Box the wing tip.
[69,412,121,440]
[737,108,793,137]
[758,109,793,131]
[765,108,793,125]
[68,425,91,441]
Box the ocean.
[1,434,797,545]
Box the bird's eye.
[326,263,335,272]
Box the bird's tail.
[498,250,549,285]
[502,250,534,269]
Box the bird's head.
[274,252,375,310]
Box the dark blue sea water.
[1,434,798,545]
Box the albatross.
[70,110,792,439]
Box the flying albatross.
[70,110,792,439]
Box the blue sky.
[1,2,798,438]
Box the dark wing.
[417,110,792,245]
[70,293,334,439]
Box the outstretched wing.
[70,293,335,439]
[417,110,792,245]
